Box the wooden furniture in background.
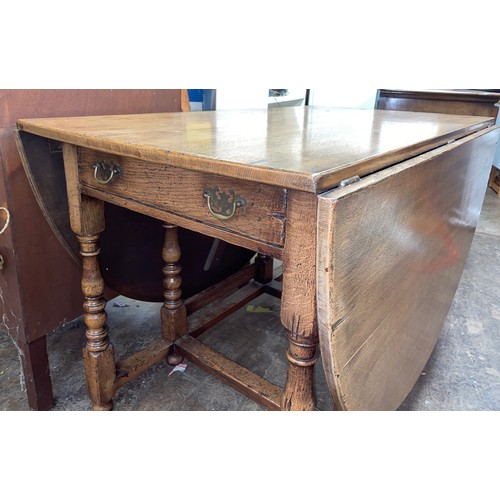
[376,89,500,118]
[17,107,499,410]
[376,89,500,196]
[0,90,183,410]
[490,166,500,196]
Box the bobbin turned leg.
[161,223,187,365]
[79,234,116,411]
[280,191,319,411]
[62,145,116,411]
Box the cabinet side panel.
[0,131,26,339]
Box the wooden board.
[17,108,494,193]
[316,126,499,410]
[377,89,500,119]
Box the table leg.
[79,233,116,411]
[18,336,54,411]
[62,145,116,410]
[161,223,187,365]
[280,191,319,410]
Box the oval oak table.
[16,107,500,410]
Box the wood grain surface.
[317,126,499,410]
[77,148,287,247]
[377,89,500,119]
[17,108,494,193]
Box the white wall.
[308,87,378,109]
[216,88,269,110]
[215,88,379,110]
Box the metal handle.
[93,161,122,185]
[203,187,247,221]
[0,207,10,235]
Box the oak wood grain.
[184,263,257,315]
[176,335,282,410]
[17,108,494,193]
[79,184,284,259]
[280,190,319,410]
[115,338,173,390]
[187,281,264,338]
[77,148,287,247]
[317,126,500,410]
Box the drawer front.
[77,149,287,247]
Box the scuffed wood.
[280,190,319,410]
[176,335,282,410]
[77,148,287,248]
[115,338,173,390]
[184,263,257,315]
[188,281,264,338]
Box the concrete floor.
[1,189,499,411]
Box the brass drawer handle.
[203,187,247,221]
[93,161,122,185]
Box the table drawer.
[77,149,287,247]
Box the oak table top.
[17,107,494,193]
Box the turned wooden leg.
[281,335,318,411]
[79,234,116,411]
[161,223,187,365]
[62,146,115,410]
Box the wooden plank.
[263,280,282,299]
[317,126,500,410]
[115,338,173,390]
[176,335,282,410]
[17,108,494,193]
[187,281,264,338]
[184,263,256,315]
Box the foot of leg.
[281,337,318,411]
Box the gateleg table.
[17,107,500,410]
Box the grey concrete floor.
[1,189,499,411]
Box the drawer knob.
[93,161,122,185]
[203,187,247,221]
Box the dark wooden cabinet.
[376,89,500,118]
[376,89,500,196]
[0,90,184,409]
